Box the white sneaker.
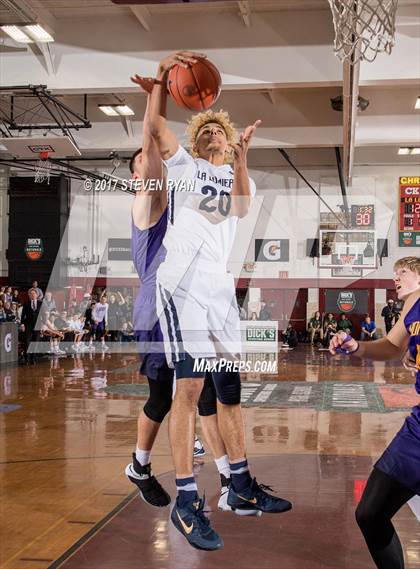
[101,344,110,351]
[193,437,205,458]
[218,485,232,512]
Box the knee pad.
[197,372,217,416]
[213,371,241,405]
[143,374,173,423]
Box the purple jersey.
[375,294,420,494]
[131,209,168,378]
[405,296,420,394]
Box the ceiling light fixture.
[1,25,32,43]
[398,147,420,155]
[98,104,135,117]
[24,24,54,43]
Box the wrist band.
[336,334,359,355]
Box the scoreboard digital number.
[399,176,420,247]
[350,205,375,228]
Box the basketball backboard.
[319,229,376,270]
[0,136,81,158]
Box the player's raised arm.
[230,120,261,218]
[146,51,205,161]
[330,292,419,360]
[129,76,167,228]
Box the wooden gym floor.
[1,346,419,568]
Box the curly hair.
[394,256,420,275]
[186,109,237,163]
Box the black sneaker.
[228,478,292,514]
[171,495,223,551]
[125,453,171,507]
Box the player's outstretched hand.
[329,330,359,355]
[402,350,417,377]
[157,51,206,78]
[231,120,261,166]
[131,75,155,94]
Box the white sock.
[135,448,151,466]
[214,454,230,480]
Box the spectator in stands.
[79,293,91,316]
[106,292,120,342]
[21,289,43,363]
[381,299,396,334]
[12,289,20,304]
[68,299,79,316]
[239,305,247,320]
[323,313,337,347]
[116,292,127,327]
[308,311,323,344]
[4,286,12,302]
[10,302,19,323]
[360,315,377,341]
[43,291,57,313]
[40,310,65,355]
[250,312,258,321]
[0,300,6,322]
[120,319,134,342]
[337,313,353,334]
[69,313,87,352]
[393,298,404,324]
[4,300,15,322]
[28,280,43,300]
[259,301,272,320]
[283,323,298,348]
[89,294,109,351]
[54,310,74,347]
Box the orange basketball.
[167,57,221,111]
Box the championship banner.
[399,176,420,247]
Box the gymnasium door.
[262,289,308,333]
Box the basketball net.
[341,254,355,267]
[34,150,52,184]
[328,0,398,64]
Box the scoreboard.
[351,205,375,228]
[399,176,420,247]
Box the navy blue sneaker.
[193,437,205,458]
[125,454,171,507]
[228,478,292,514]
[171,496,223,551]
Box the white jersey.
[92,303,108,323]
[163,146,256,267]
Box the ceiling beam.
[237,1,251,27]
[342,59,360,184]
[129,5,152,32]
